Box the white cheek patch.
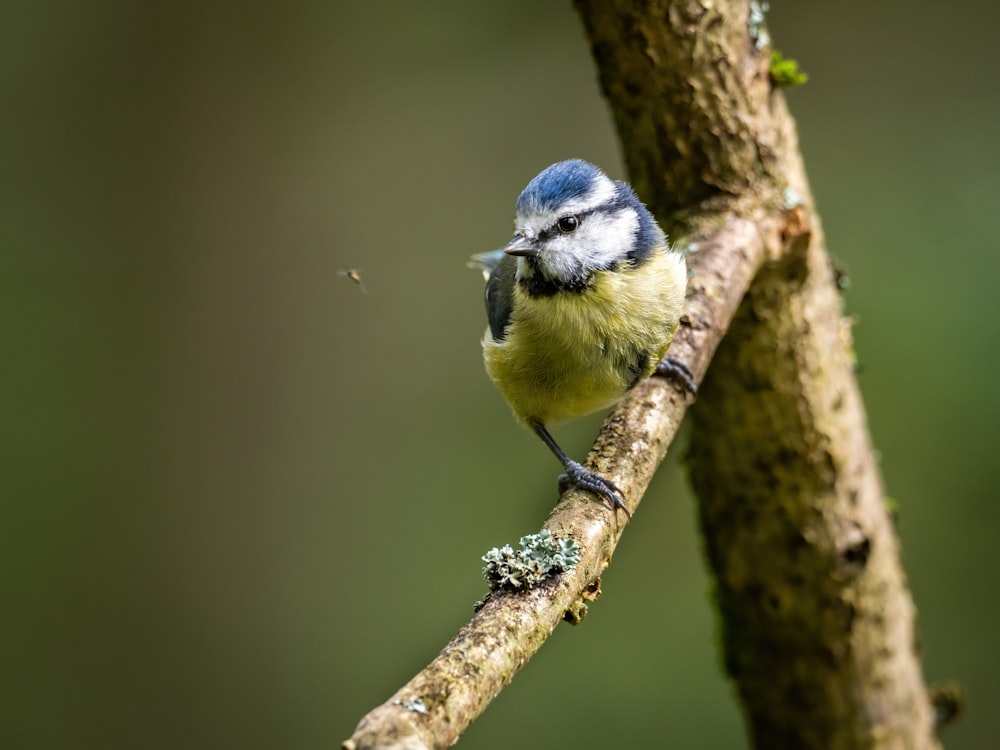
[540,208,639,281]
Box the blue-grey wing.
[469,250,516,343]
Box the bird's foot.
[654,355,697,396]
[558,461,630,519]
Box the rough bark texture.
[576,1,938,748]
[344,2,939,748]
[692,230,932,749]
[577,0,791,222]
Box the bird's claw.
[558,461,631,519]
[654,355,697,396]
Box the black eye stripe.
[537,205,613,242]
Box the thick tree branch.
[345,1,938,748]
[689,221,936,749]
[576,1,939,747]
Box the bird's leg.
[532,424,630,519]
[654,355,697,396]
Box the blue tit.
[472,159,694,518]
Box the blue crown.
[515,159,604,215]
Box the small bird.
[473,159,694,518]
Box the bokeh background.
[4,1,998,748]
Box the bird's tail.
[467,248,505,282]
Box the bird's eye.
[556,215,579,233]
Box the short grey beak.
[504,234,538,257]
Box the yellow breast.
[483,247,686,427]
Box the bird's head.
[505,159,664,288]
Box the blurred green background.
[3,1,997,748]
